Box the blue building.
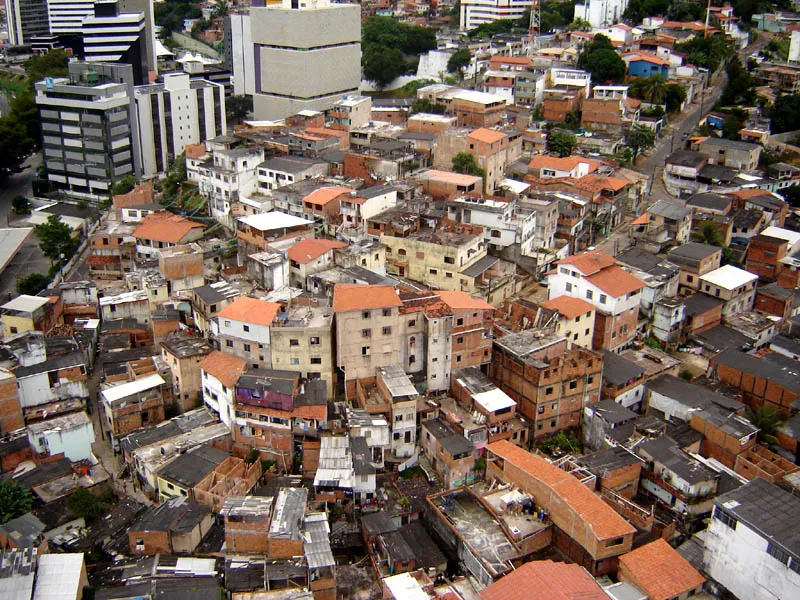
[624,52,670,78]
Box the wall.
[335,308,403,382]
[29,419,95,463]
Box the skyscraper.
[251,0,361,121]
[82,0,149,85]
[6,0,49,46]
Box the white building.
[340,184,399,234]
[347,408,389,470]
[135,73,226,178]
[27,411,96,463]
[573,0,629,29]
[698,265,758,316]
[256,156,329,193]
[460,0,532,31]
[224,12,255,96]
[251,0,361,120]
[215,296,280,368]
[445,195,535,254]
[379,365,418,459]
[705,478,800,600]
[199,350,246,427]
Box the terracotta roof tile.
[623,51,671,66]
[436,290,494,311]
[467,128,507,144]
[730,188,772,200]
[217,297,281,326]
[293,405,327,420]
[198,351,247,389]
[132,212,204,244]
[541,295,595,319]
[574,175,630,194]
[619,539,705,600]
[487,441,636,540]
[529,155,601,173]
[332,284,403,312]
[555,249,617,275]
[303,186,353,207]
[480,560,607,600]
[287,238,348,265]
[586,265,646,298]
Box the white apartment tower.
[460,0,533,31]
[573,0,630,29]
[82,0,149,85]
[134,73,226,178]
[224,12,255,97]
[251,0,361,120]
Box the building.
[256,156,329,193]
[668,242,722,294]
[460,0,534,30]
[573,0,630,29]
[479,559,608,600]
[421,418,477,489]
[82,0,148,85]
[128,496,212,555]
[618,539,705,600]
[36,61,139,198]
[224,12,254,96]
[1,295,59,336]
[199,350,246,427]
[547,250,646,352]
[705,478,800,600]
[134,73,226,178]
[160,332,213,412]
[132,212,205,259]
[26,411,95,463]
[216,297,281,369]
[6,0,49,46]
[695,137,761,171]
[698,264,758,316]
[600,351,646,410]
[101,374,168,449]
[490,331,602,439]
[288,238,348,287]
[155,443,228,503]
[251,0,361,120]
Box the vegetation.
[746,406,784,445]
[12,195,30,215]
[540,2,581,33]
[410,98,447,115]
[780,186,800,207]
[770,94,800,134]
[721,56,756,107]
[452,152,485,178]
[577,35,626,84]
[693,221,723,246]
[539,430,581,456]
[447,49,472,80]
[36,214,78,264]
[627,124,657,159]
[111,175,137,197]
[644,336,664,350]
[361,16,436,89]
[674,35,734,72]
[679,368,694,381]
[67,488,114,523]
[623,0,670,22]
[226,95,253,125]
[0,480,33,524]
[17,273,51,296]
[154,1,203,36]
[546,129,577,157]
[628,76,688,114]
[467,13,529,39]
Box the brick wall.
[0,377,23,434]
[129,529,171,555]
[713,361,799,418]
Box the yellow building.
[1,295,54,337]
[541,295,596,349]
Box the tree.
[637,75,668,104]
[693,221,724,246]
[447,49,472,80]
[663,84,688,113]
[770,94,800,134]
[111,175,137,196]
[410,98,447,115]
[36,214,77,263]
[66,488,111,523]
[722,114,743,140]
[12,196,30,215]
[363,46,406,90]
[0,480,32,524]
[547,129,577,157]
[578,36,626,84]
[721,56,755,106]
[565,18,592,31]
[781,186,800,207]
[452,152,485,178]
[627,124,656,159]
[746,406,783,445]
[226,95,253,125]
[17,273,51,295]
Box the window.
[383,308,391,317]
[9,327,17,334]
[309,336,320,345]
[687,275,693,283]
[566,282,573,292]
[244,344,251,352]
[409,355,416,365]
[457,336,464,344]
[444,256,455,264]
[226,340,233,348]
[587,376,594,385]
[713,507,737,529]
[310,357,322,364]
[362,311,370,319]
[550,420,556,427]
[408,319,416,327]
[604,537,625,548]
[430,268,438,275]
[569,380,577,389]
[446,272,453,278]
[538,406,544,414]
[290,339,299,346]
[586,290,593,300]
[290,358,300,365]
[395,414,403,422]
[243,325,250,332]
[362,329,371,338]
[546,386,553,395]
[362,346,370,356]
[600,294,607,304]
[382,327,392,335]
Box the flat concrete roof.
[0,228,33,274]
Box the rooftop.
[198,351,247,389]
[666,150,708,168]
[157,444,229,489]
[100,373,165,405]
[132,212,204,244]
[699,264,758,290]
[269,487,308,540]
[601,351,645,387]
[259,155,327,174]
[1,295,50,313]
[540,295,594,319]
[648,199,692,220]
[479,559,607,600]
[287,238,348,265]
[638,436,718,485]
[618,539,705,600]
[646,374,742,413]
[216,296,281,326]
[423,418,474,457]
[332,283,402,312]
[160,332,213,359]
[131,496,211,534]
[586,265,646,298]
[668,242,720,263]
[32,553,86,600]
[237,211,313,231]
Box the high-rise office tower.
[6,0,50,46]
[251,0,361,121]
[82,0,149,85]
[224,11,255,97]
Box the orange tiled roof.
[332,283,403,312]
[198,350,247,389]
[623,51,670,66]
[287,238,348,265]
[303,186,352,207]
[730,188,773,200]
[528,155,601,173]
[489,55,531,66]
[480,560,608,600]
[574,175,631,194]
[217,296,281,326]
[305,127,348,139]
[467,128,507,144]
[631,213,650,225]
[185,143,207,159]
[556,249,616,275]
[132,212,204,244]
[586,265,646,298]
[487,441,636,540]
[436,290,494,311]
[619,539,705,600]
[293,404,327,420]
[541,295,595,319]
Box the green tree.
[66,488,111,523]
[578,35,626,84]
[565,18,592,31]
[447,49,472,80]
[0,480,32,524]
[24,49,69,85]
[12,195,30,215]
[722,114,743,140]
[637,75,669,104]
[746,406,784,445]
[770,94,800,134]
[363,46,406,90]
[362,16,436,54]
[693,221,723,246]
[781,186,800,207]
[721,56,755,106]
[663,84,688,113]
[410,98,447,115]
[547,129,577,157]
[226,95,253,125]
[452,152,485,178]
[675,35,734,72]
[627,124,656,159]
[17,273,51,295]
[36,214,77,263]
[111,175,137,196]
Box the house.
[485,441,636,576]
[695,137,761,171]
[287,238,348,288]
[191,281,242,337]
[528,155,600,179]
[614,247,680,317]
[100,374,168,450]
[547,250,646,352]
[540,295,596,349]
[578,446,643,500]
[314,435,376,506]
[26,411,95,463]
[128,496,212,555]
[698,264,758,316]
[1,295,60,337]
[623,51,671,77]
[583,399,638,451]
[651,297,685,344]
[668,242,722,294]
[256,155,328,192]
[32,553,89,600]
[198,351,246,428]
[641,199,692,246]
[157,244,205,294]
[490,331,602,440]
[600,351,646,411]
[160,332,213,412]
[705,478,800,600]
[414,169,482,200]
[479,559,608,600]
[420,418,476,489]
[88,220,136,279]
[132,212,204,259]
[746,234,790,281]
[220,495,273,554]
[618,539,705,600]
[235,212,314,262]
[12,349,90,422]
[216,297,281,369]
[155,444,229,503]
[644,374,743,423]
[300,186,351,224]
[689,403,758,469]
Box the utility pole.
[528,0,541,55]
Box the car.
[681,132,689,139]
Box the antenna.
[529,0,541,55]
